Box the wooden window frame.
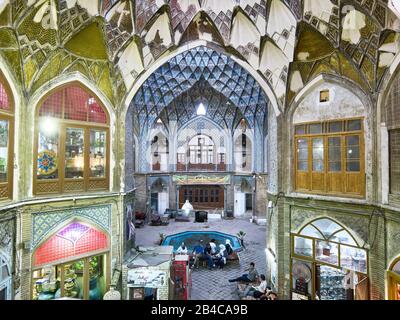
[0,74,14,201]
[294,118,365,198]
[33,83,110,196]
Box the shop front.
[387,257,400,300]
[31,221,110,300]
[124,246,173,300]
[290,218,369,300]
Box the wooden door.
[179,185,224,210]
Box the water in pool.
[162,231,242,252]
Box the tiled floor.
[135,217,267,300]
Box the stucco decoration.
[267,0,296,61]
[239,0,267,33]
[32,205,112,249]
[170,0,200,44]
[340,6,380,88]
[200,0,236,44]
[378,32,400,68]
[27,0,58,30]
[158,80,248,130]
[118,39,144,89]
[130,46,269,127]
[65,0,99,16]
[259,39,289,100]
[303,0,339,45]
[290,207,368,245]
[0,0,9,16]
[178,11,225,45]
[342,8,366,45]
[141,11,173,67]
[105,0,134,58]
[135,0,166,33]
[230,10,260,69]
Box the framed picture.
[129,287,145,300]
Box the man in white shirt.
[176,242,188,255]
[240,274,268,298]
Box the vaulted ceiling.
[0,0,400,112]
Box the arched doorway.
[291,218,369,300]
[234,178,252,217]
[150,177,169,215]
[31,221,110,300]
[0,253,11,300]
[387,257,400,300]
[234,132,252,172]
[151,133,169,171]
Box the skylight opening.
[196,102,206,116]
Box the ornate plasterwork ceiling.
[0,1,398,110]
[157,80,249,130]
[131,45,268,127]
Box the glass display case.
[0,120,8,183]
[65,127,84,179]
[316,265,346,300]
[90,130,106,178]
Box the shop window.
[291,218,368,300]
[34,84,109,195]
[32,254,108,300]
[294,118,365,197]
[0,76,14,200]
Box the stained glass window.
[33,222,109,267]
[36,84,109,194]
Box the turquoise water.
[162,231,242,252]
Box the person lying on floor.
[239,275,268,298]
[228,262,259,283]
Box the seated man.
[239,275,268,299]
[192,240,204,269]
[176,242,188,255]
[203,243,215,270]
[228,262,259,283]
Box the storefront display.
[31,221,110,300]
[291,218,369,300]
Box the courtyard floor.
[135,217,267,300]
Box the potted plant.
[237,231,246,249]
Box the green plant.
[236,231,246,239]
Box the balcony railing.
[177,162,226,172]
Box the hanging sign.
[172,174,230,185]
[127,269,167,288]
